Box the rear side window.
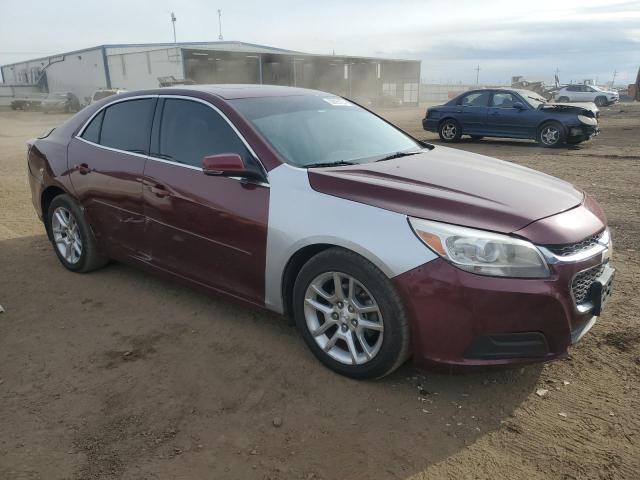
[81,110,104,144]
[99,98,156,153]
[157,98,251,168]
[459,91,490,107]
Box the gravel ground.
[0,103,638,480]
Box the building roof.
[1,41,300,68]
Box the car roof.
[161,84,330,100]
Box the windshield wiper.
[375,150,423,162]
[304,160,357,169]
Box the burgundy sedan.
[27,85,614,379]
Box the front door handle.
[77,163,90,175]
[149,184,170,198]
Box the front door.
[486,91,531,137]
[68,97,157,259]
[143,98,269,305]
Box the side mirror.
[513,102,525,110]
[202,153,262,180]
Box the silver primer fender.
[264,164,438,313]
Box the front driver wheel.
[438,119,462,143]
[46,194,108,272]
[293,248,410,379]
[594,96,607,107]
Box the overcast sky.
[1,0,638,85]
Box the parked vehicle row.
[28,85,613,378]
[423,88,600,147]
[10,88,127,112]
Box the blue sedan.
[422,88,599,147]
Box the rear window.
[99,99,156,153]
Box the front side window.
[157,99,251,168]
[99,98,156,153]
[459,91,490,107]
[491,92,516,108]
[231,96,421,167]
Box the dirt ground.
[0,102,639,480]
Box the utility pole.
[554,67,560,87]
[611,69,618,88]
[218,9,224,41]
[474,64,480,85]
[170,12,177,43]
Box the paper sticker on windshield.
[323,97,353,106]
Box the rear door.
[486,91,531,138]
[68,97,157,259]
[454,90,490,134]
[142,97,269,305]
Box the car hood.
[308,146,584,235]
[542,102,598,116]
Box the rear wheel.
[293,248,410,379]
[557,96,569,103]
[538,121,565,148]
[46,194,108,272]
[438,119,462,143]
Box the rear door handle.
[77,163,90,175]
[149,184,170,198]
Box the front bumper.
[394,250,613,368]
[568,124,599,143]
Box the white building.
[1,41,420,106]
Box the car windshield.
[519,90,547,108]
[231,95,422,167]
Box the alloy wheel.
[303,271,384,365]
[441,122,457,140]
[51,206,82,264]
[540,126,560,146]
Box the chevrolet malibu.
[27,85,614,379]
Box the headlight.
[578,115,597,126]
[408,217,550,278]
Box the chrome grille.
[547,232,604,257]
[571,265,604,305]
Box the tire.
[557,96,569,103]
[594,96,607,107]
[46,194,108,273]
[293,247,410,379]
[470,135,484,141]
[538,121,566,148]
[438,119,462,143]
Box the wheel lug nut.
[351,319,358,327]
[348,305,354,313]
[341,324,348,331]
[337,302,343,308]
[331,312,339,320]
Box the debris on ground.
[272,417,282,428]
[536,389,549,397]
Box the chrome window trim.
[74,93,269,183]
[75,136,150,160]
